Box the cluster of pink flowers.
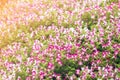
[0,0,120,80]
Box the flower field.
[0,0,120,80]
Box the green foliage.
[0,0,120,79]
[117,72,120,78]
[96,44,105,52]
[15,66,28,80]
[112,36,120,43]
[8,56,19,64]
[86,76,97,80]
[112,5,119,17]
[106,12,111,21]
[106,0,119,4]
[114,54,120,68]
[81,11,98,30]
[99,2,105,7]
[28,21,41,30]
[81,12,91,24]
[100,0,119,6]
[54,60,79,77]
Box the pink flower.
[57,53,61,58]
[117,23,120,32]
[48,62,54,70]
[66,53,72,59]
[32,69,36,76]
[32,44,41,53]
[54,45,60,50]
[78,61,83,65]
[17,76,21,80]
[57,60,62,66]
[39,71,45,79]
[92,50,99,57]
[48,45,54,49]
[76,69,80,75]
[107,5,112,10]
[75,43,80,47]
[102,40,111,48]
[114,49,119,55]
[102,51,110,58]
[16,55,22,62]
[96,59,101,64]
[82,47,86,52]
[26,76,31,80]
[56,74,61,80]
[90,41,95,47]
[90,72,96,78]
[66,44,72,50]
[73,54,78,59]
[41,60,46,63]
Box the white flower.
[78,78,81,80]
[97,78,102,80]
[70,27,75,32]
